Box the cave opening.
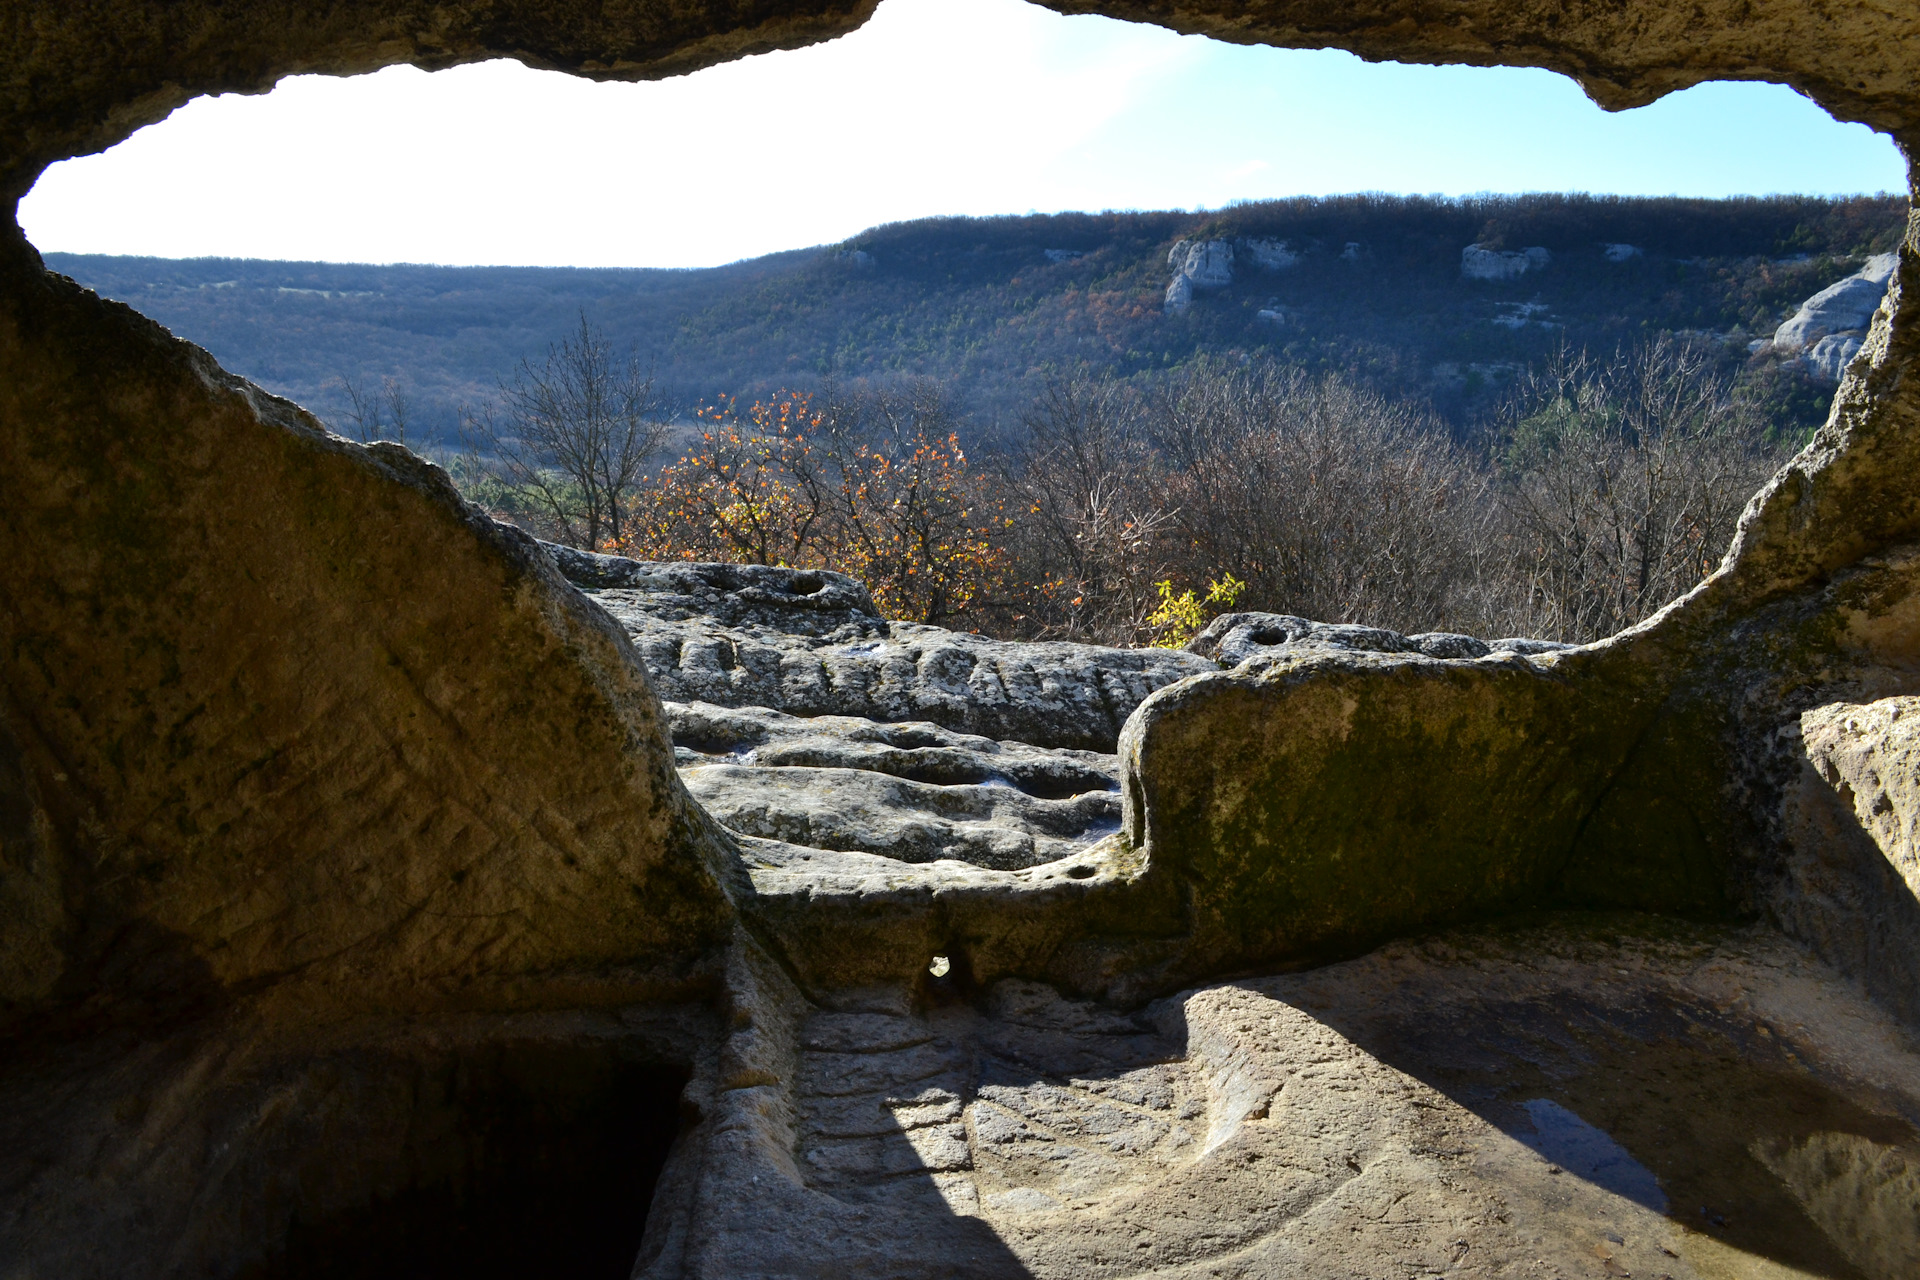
[239,1044,692,1280]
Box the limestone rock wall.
[1804,698,1920,903]
[0,228,738,1025]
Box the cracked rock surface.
[661,917,1920,1280]
[1186,610,1574,666]
[550,547,1157,872]
[552,546,1214,753]
[665,700,1122,870]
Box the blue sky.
[18,0,1906,269]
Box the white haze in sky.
[18,0,1907,268]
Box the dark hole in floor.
[996,768,1118,800]
[241,1045,691,1280]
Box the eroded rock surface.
[1805,697,1920,901]
[1185,609,1573,666]
[546,549,1146,872]
[552,546,1212,753]
[0,251,737,1024]
[666,701,1121,870]
[659,918,1920,1280]
[1774,252,1900,354]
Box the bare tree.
[1144,361,1496,636]
[336,375,412,446]
[1000,376,1178,643]
[1491,337,1782,641]
[462,312,665,549]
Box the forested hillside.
[46,193,1904,445]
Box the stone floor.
[651,916,1920,1280]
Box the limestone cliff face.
[1162,238,1235,312]
[1461,243,1551,280]
[1776,252,1899,350]
[1763,252,1901,383]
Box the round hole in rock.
[239,1043,690,1280]
[1065,864,1095,879]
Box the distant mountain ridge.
[44,193,1905,444]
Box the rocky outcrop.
[550,548,1213,753]
[1162,238,1234,313]
[1240,237,1298,270]
[1163,237,1299,313]
[1165,239,1234,289]
[1803,698,1920,904]
[1603,242,1643,261]
[1161,272,1192,314]
[665,701,1121,870]
[1797,694,1920,917]
[1763,251,1900,382]
[0,250,738,1025]
[544,551,1148,873]
[1118,644,1693,978]
[1773,252,1898,354]
[1186,610,1571,666]
[1461,243,1551,279]
[1807,330,1868,381]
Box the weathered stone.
[665,701,1118,796]
[1774,252,1899,353]
[1804,697,1920,901]
[559,550,1213,752]
[1165,238,1234,288]
[1161,271,1193,315]
[1185,610,1564,666]
[1808,329,1869,382]
[653,918,1920,1279]
[1119,646,1708,977]
[1461,243,1551,279]
[1164,238,1235,312]
[666,701,1121,870]
[0,242,738,1024]
[683,758,1120,870]
[10,0,1920,1275]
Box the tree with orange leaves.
[619,384,1007,626]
